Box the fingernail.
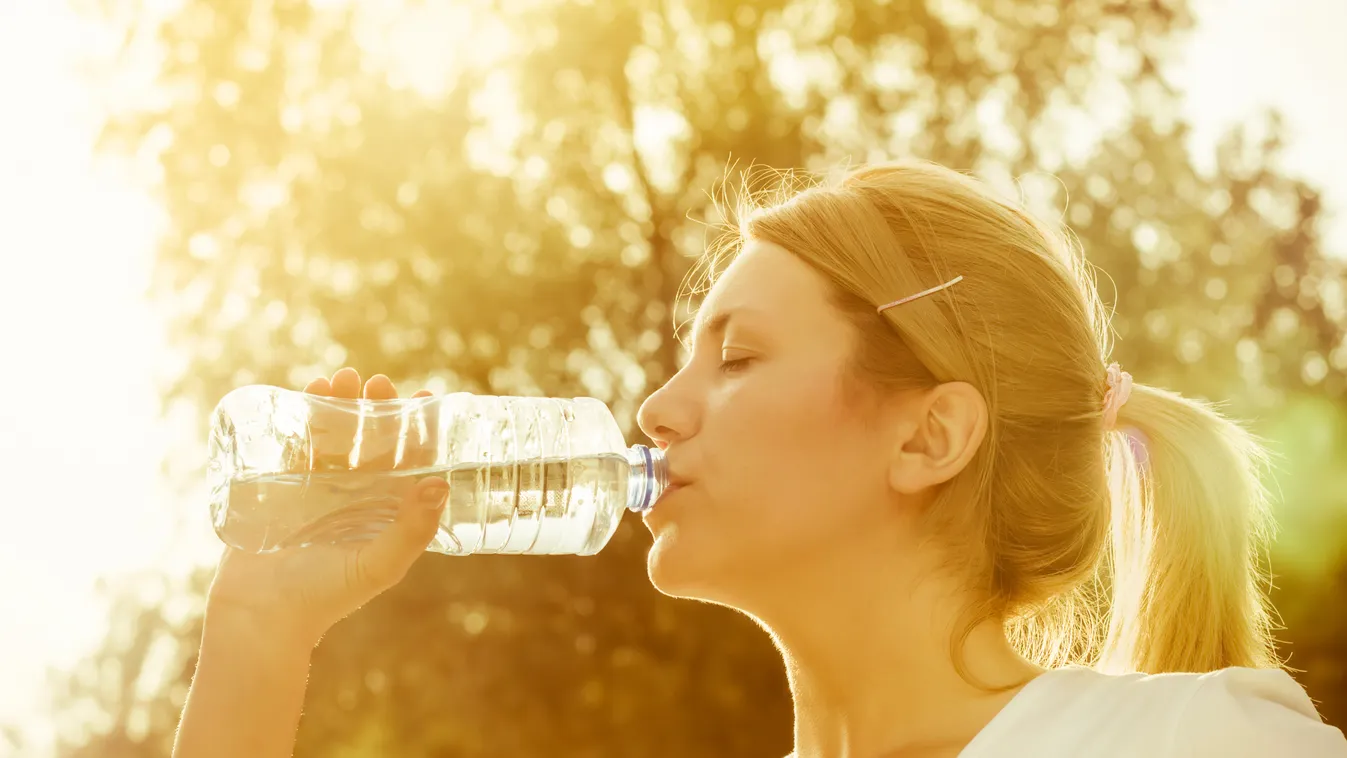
[420,480,448,507]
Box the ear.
[887,381,988,496]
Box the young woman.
[175,161,1347,757]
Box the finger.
[400,388,437,470]
[330,367,362,399]
[363,374,397,400]
[352,477,448,589]
[313,368,361,470]
[358,374,400,469]
[299,378,338,472]
[304,377,333,396]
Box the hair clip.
[876,275,964,314]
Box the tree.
[42,0,1347,754]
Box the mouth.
[644,474,692,517]
[664,472,693,495]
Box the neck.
[743,546,1043,758]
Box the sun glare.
[0,0,1343,752]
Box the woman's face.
[637,239,899,605]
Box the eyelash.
[719,357,754,374]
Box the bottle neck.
[625,444,667,513]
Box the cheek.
[645,361,889,598]
[715,367,865,492]
[704,366,884,544]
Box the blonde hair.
[693,160,1282,684]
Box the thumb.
[353,477,448,590]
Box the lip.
[643,480,690,520]
[663,472,693,497]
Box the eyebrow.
[688,307,764,346]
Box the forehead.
[691,238,842,341]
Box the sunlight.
[352,2,476,100]
[342,0,521,101]
[0,0,1344,752]
[0,3,186,750]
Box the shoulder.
[1171,667,1347,757]
[987,665,1345,757]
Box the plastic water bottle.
[207,386,667,556]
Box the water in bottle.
[208,388,666,556]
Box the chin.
[645,524,768,608]
[645,524,728,601]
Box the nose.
[637,369,698,449]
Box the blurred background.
[1,0,1345,755]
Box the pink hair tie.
[1102,362,1133,431]
[876,275,964,313]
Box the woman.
[175,161,1347,757]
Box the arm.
[171,369,448,757]
[172,609,315,758]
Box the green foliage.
[39,0,1347,754]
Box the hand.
[205,368,447,649]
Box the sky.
[1168,0,1347,252]
[0,0,1344,752]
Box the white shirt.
[959,664,1347,756]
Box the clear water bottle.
[207,386,667,556]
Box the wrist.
[202,602,324,656]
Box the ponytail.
[1100,382,1282,673]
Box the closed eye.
[719,357,755,374]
